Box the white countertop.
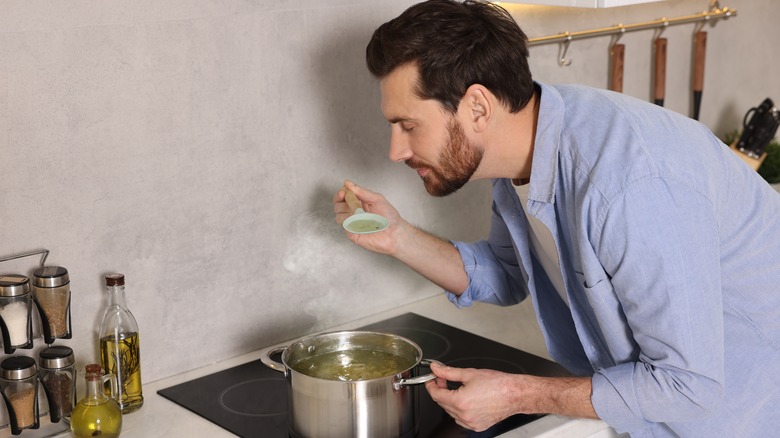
[108,292,619,438]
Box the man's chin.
[421,177,444,197]
[424,186,447,197]
[422,178,463,197]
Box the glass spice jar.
[0,275,33,354]
[39,345,76,423]
[32,266,72,344]
[0,356,40,434]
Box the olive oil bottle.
[99,273,144,413]
[71,363,122,438]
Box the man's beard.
[406,118,484,197]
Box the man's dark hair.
[366,0,533,114]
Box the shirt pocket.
[574,271,636,364]
[576,272,619,315]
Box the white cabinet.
[503,0,666,7]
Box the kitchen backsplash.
[0,0,777,385]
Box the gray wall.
[1,0,776,383]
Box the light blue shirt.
[448,82,780,437]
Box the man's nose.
[388,130,413,163]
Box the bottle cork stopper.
[105,273,125,287]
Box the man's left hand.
[424,361,524,432]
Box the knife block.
[729,141,767,171]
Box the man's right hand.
[333,180,406,257]
[333,179,469,295]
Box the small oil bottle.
[99,273,143,413]
[70,364,122,438]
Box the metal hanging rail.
[527,6,737,47]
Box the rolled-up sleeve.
[589,178,725,432]
[445,198,529,308]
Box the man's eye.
[401,124,414,132]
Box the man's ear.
[460,84,492,133]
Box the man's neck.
[477,89,539,182]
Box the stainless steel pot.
[261,330,437,438]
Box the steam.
[282,210,345,275]
[282,209,366,330]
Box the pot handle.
[260,346,288,373]
[394,359,442,390]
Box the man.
[333,1,780,436]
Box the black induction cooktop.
[158,313,571,437]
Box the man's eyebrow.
[387,116,414,124]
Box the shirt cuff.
[443,241,476,308]
[591,365,647,435]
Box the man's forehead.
[379,64,421,118]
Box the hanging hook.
[558,35,573,67]
[693,20,706,34]
[609,24,625,48]
[708,0,721,12]
[652,18,668,41]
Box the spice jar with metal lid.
[39,345,76,423]
[32,266,72,343]
[0,356,40,434]
[0,275,33,354]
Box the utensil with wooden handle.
[344,190,362,214]
[653,38,667,106]
[692,31,707,120]
[342,188,389,234]
[610,43,625,93]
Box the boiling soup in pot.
[292,349,417,381]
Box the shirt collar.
[527,81,563,205]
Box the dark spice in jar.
[42,372,73,417]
